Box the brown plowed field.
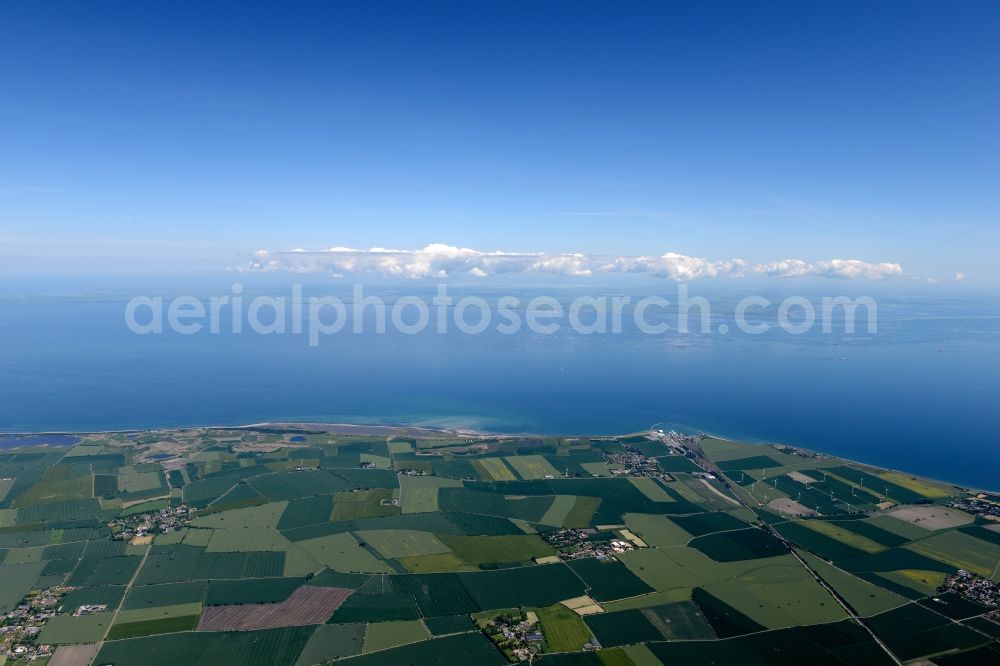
[197,585,352,631]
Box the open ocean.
[1,279,998,490]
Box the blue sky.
[2,1,997,282]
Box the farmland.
[197,585,352,631]
[0,426,994,665]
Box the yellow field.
[876,569,947,597]
[877,471,952,498]
[475,457,517,481]
[504,455,560,480]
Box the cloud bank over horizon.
[243,243,905,281]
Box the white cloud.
[242,244,904,281]
[598,252,750,280]
[954,272,967,282]
[754,258,904,280]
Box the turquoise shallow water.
[1,283,998,490]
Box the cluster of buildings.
[0,586,68,661]
[657,431,703,455]
[948,497,1000,520]
[541,528,638,560]
[109,504,191,542]
[480,610,545,662]
[940,570,1000,609]
[604,445,665,478]
[773,444,820,459]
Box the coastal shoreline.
[0,419,992,495]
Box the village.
[0,586,69,661]
[541,528,639,560]
[940,570,1000,609]
[948,497,1000,520]
[108,504,192,542]
[603,444,667,478]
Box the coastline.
[0,419,992,495]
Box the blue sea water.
[1,279,998,490]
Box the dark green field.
[0,428,992,665]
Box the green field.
[294,623,366,664]
[297,532,394,573]
[354,529,452,559]
[505,455,561,480]
[362,619,431,653]
[624,513,692,547]
[437,534,555,565]
[107,612,201,640]
[39,612,112,644]
[0,427,988,665]
[94,625,316,666]
[904,530,1000,577]
[536,603,594,651]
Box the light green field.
[562,496,602,528]
[362,620,430,653]
[38,613,112,644]
[619,547,802,593]
[4,546,44,565]
[360,453,392,469]
[115,602,203,624]
[155,529,187,545]
[628,477,674,502]
[601,588,693,612]
[182,528,215,547]
[864,514,930,540]
[331,489,399,520]
[437,534,555,565]
[800,520,886,553]
[397,551,477,572]
[0,479,15,503]
[539,494,578,527]
[703,560,847,628]
[623,644,666,666]
[624,513,692,547]
[294,623,366,665]
[121,499,169,517]
[505,455,561,480]
[205,527,291,552]
[0,562,46,612]
[354,529,452,559]
[298,532,394,573]
[191,500,288,529]
[474,458,517,481]
[904,530,1000,577]
[874,569,948,597]
[117,467,163,493]
[536,603,593,652]
[0,508,16,527]
[798,551,907,617]
[388,441,413,454]
[12,474,93,507]
[283,542,326,576]
[62,444,106,458]
[678,476,743,510]
[662,476,708,504]
[697,438,764,461]
[398,475,462,514]
[580,462,610,477]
